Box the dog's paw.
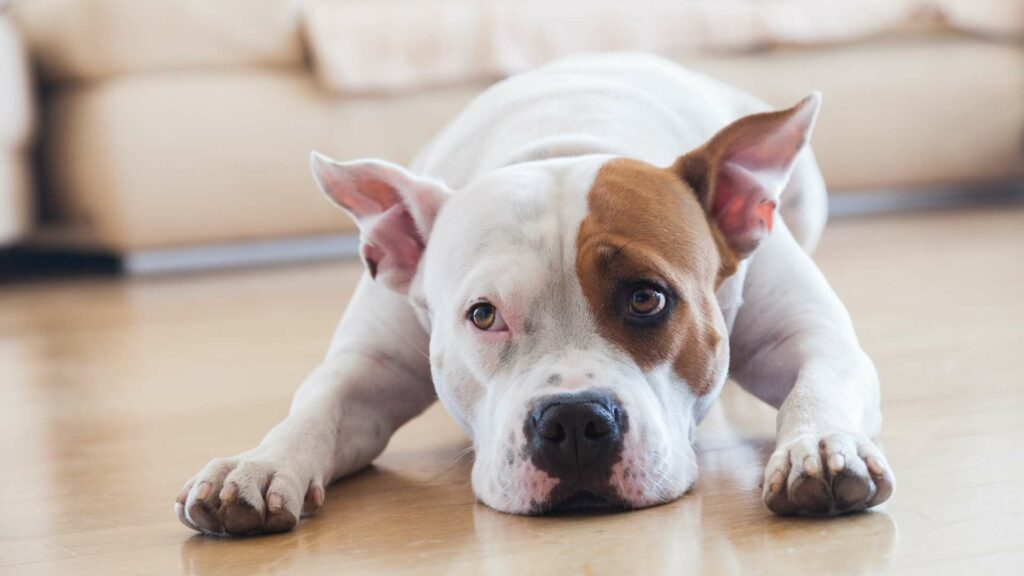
[174,450,325,537]
[762,433,894,517]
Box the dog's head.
[311,95,819,514]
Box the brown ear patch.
[576,158,729,396]
[670,95,820,260]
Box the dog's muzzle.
[525,389,628,512]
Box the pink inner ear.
[312,155,450,292]
[728,126,807,172]
[712,162,777,254]
[362,203,426,287]
[326,174,403,219]
[679,94,818,259]
[755,201,775,234]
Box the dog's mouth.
[541,489,628,515]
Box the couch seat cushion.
[9,0,305,84]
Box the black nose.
[527,391,626,482]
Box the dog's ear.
[310,152,451,293]
[672,93,821,261]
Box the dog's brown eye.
[469,303,497,330]
[629,287,666,317]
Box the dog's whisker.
[430,445,475,479]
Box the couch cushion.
[9,0,304,84]
[305,0,1024,95]
[683,34,1024,192]
[0,14,33,148]
[12,0,1021,90]
[933,0,1024,37]
[0,14,35,245]
[0,153,33,246]
[41,70,477,249]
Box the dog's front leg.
[175,276,434,535]
[729,221,895,516]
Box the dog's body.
[176,53,893,536]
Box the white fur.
[177,53,891,534]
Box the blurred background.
[0,0,1021,273]
[1,2,1024,574]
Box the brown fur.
[575,158,729,396]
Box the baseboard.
[828,179,1024,218]
[6,179,1023,277]
[2,233,360,278]
[126,181,1024,274]
[122,234,360,275]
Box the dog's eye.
[628,286,667,317]
[468,302,508,331]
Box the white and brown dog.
[175,53,894,536]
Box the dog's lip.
[542,489,627,515]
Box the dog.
[175,53,894,536]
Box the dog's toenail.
[866,457,884,476]
[769,470,784,492]
[304,484,325,512]
[196,482,212,501]
[803,456,821,475]
[828,454,846,472]
[220,483,238,503]
[268,493,283,512]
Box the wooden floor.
[2,206,1023,575]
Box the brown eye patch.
[576,158,729,396]
[578,240,687,368]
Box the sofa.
[0,9,34,246]
[3,1,1023,269]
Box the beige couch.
[5,1,1024,266]
[0,11,34,246]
